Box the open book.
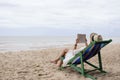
[77,34,86,43]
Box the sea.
[0,36,119,52]
[0,36,75,52]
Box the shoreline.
[0,42,118,53]
[0,36,119,53]
[0,43,74,53]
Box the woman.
[51,33,102,67]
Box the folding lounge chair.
[60,39,112,80]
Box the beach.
[0,0,120,79]
[0,43,120,80]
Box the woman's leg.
[56,60,63,67]
[51,48,69,64]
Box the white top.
[62,46,85,67]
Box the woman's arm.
[74,43,77,49]
[74,37,88,50]
[85,38,88,47]
[73,39,79,50]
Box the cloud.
[0,3,18,7]
[0,0,120,36]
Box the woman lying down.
[51,33,103,67]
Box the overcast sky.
[0,0,120,36]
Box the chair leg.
[70,53,85,76]
[68,51,106,80]
[70,64,97,80]
[80,53,85,76]
[85,74,97,80]
[80,53,97,80]
[98,51,106,73]
[98,51,102,70]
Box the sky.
[0,0,120,37]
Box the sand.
[0,43,120,80]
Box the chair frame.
[60,39,112,80]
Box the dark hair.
[92,35,94,41]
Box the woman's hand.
[85,38,88,46]
[75,38,79,44]
[85,38,87,43]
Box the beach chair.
[60,39,112,80]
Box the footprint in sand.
[17,70,29,74]
[38,72,54,78]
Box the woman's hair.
[91,35,95,41]
[90,33,103,41]
[90,33,97,41]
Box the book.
[77,34,86,43]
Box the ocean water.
[0,36,75,52]
[0,36,119,52]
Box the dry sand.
[0,43,120,80]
